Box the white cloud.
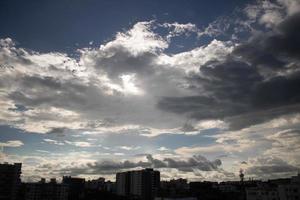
[243,0,300,29]
[120,74,144,96]
[157,39,234,73]
[65,141,93,147]
[162,22,198,40]
[195,120,227,130]
[43,139,64,146]
[119,146,140,151]
[157,146,169,151]
[175,139,255,155]
[0,140,24,148]
[114,152,125,156]
[99,21,168,56]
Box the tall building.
[0,163,22,200]
[62,176,85,200]
[116,168,160,200]
[25,178,68,200]
[116,171,131,196]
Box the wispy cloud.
[0,140,24,148]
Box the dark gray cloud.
[246,165,299,175]
[158,12,300,130]
[246,156,299,178]
[253,73,300,108]
[46,127,68,136]
[8,75,88,108]
[158,60,261,120]
[94,47,157,79]
[42,154,222,176]
[164,155,221,172]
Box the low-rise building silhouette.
[24,178,68,200]
[157,178,191,199]
[85,177,105,191]
[62,176,85,200]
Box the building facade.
[246,186,279,200]
[246,174,300,200]
[116,168,160,200]
[0,163,22,200]
[278,174,300,200]
[116,171,131,196]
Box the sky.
[0,0,300,182]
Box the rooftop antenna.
[239,169,245,183]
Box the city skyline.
[1,162,299,200]
[1,0,300,182]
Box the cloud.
[43,139,94,147]
[0,140,24,148]
[1,0,300,182]
[157,146,169,151]
[157,10,300,130]
[43,139,64,146]
[65,141,93,147]
[157,39,234,73]
[244,156,299,179]
[46,127,68,135]
[175,139,255,155]
[162,22,198,40]
[119,146,141,151]
[264,129,300,166]
[1,18,198,135]
[245,0,300,28]
[50,154,222,177]
[163,155,221,172]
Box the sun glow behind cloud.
[121,74,144,96]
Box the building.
[116,171,131,196]
[158,179,189,198]
[278,184,300,200]
[62,176,85,200]
[116,168,160,200]
[155,198,196,200]
[245,174,300,200]
[85,177,105,190]
[246,185,279,200]
[277,174,300,200]
[130,168,160,200]
[0,163,22,200]
[218,182,240,193]
[25,178,68,200]
[104,181,116,193]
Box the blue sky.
[1,0,300,182]
[0,0,249,53]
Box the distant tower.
[239,169,244,183]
